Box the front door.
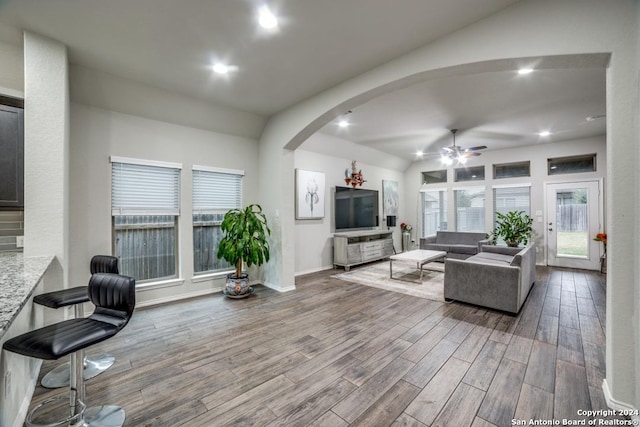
[546,181,602,270]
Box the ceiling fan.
[439,129,487,165]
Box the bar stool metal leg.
[27,348,125,427]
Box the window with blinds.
[421,189,448,236]
[454,187,485,232]
[111,157,181,282]
[192,166,244,274]
[493,185,531,245]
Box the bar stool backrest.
[90,255,119,275]
[87,273,136,330]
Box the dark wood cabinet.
[0,101,24,208]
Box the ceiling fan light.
[458,156,467,165]
[441,155,453,166]
[258,6,278,29]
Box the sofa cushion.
[466,251,514,266]
[448,244,478,255]
[423,243,451,252]
[437,231,487,246]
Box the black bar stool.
[34,255,119,388]
[3,273,136,427]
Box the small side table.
[600,254,607,274]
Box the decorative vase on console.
[401,222,412,252]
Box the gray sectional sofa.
[420,231,492,259]
[444,244,536,313]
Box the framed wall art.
[295,169,325,219]
[382,179,399,217]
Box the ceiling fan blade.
[463,151,482,157]
[464,145,487,151]
[442,146,454,153]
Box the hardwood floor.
[30,265,620,426]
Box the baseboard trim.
[136,288,222,308]
[295,265,334,276]
[263,281,296,292]
[602,379,640,422]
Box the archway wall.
[258,0,638,409]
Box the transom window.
[454,165,485,182]
[548,154,596,175]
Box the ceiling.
[0,0,607,161]
[318,66,607,160]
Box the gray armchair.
[444,244,536,313]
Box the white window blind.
[192,168,243,213]
[111,160,181,216]
[493,186,531,213]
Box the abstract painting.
[382,179,399,216]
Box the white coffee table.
[390,249,447,280]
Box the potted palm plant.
[217,204,271,298]
[486,210,533,247]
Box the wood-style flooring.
[30,265,619,426]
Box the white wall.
[69,103,260,306]
[0,38,23,97]
[70,65,266,140]
[405,136,607,265]
[294,133,407,275]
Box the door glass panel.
[556,189,588,257]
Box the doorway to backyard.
[545,180,602,270]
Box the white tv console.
[333,229,394,271]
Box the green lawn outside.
[557,231,588,256]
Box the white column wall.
[23,32,69,283]
[257,0,639,410]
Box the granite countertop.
[0,252,54,339]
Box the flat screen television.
[334,186,379,230]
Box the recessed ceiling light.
[518,68,534,75]
[338,120,349,128]
[416,151,423,157]
[212,63,237,75]
[538,131,551,137]
[258,6,278,29]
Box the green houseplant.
[487,210,533,247]
[217,204,271,298]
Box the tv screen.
[334,186,379,230]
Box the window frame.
[492,184,532,245]
[548,153,597,175]
[421,169,448,185]
[493,161,531,179]
[454,186,486,232]
[420,187,448,236]
[454,165,485,182]
[192,165,244,276]
[110,156,182,285]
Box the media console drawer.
[362,241,383,251]
[363,248,383,260]
[333,230,394,271]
